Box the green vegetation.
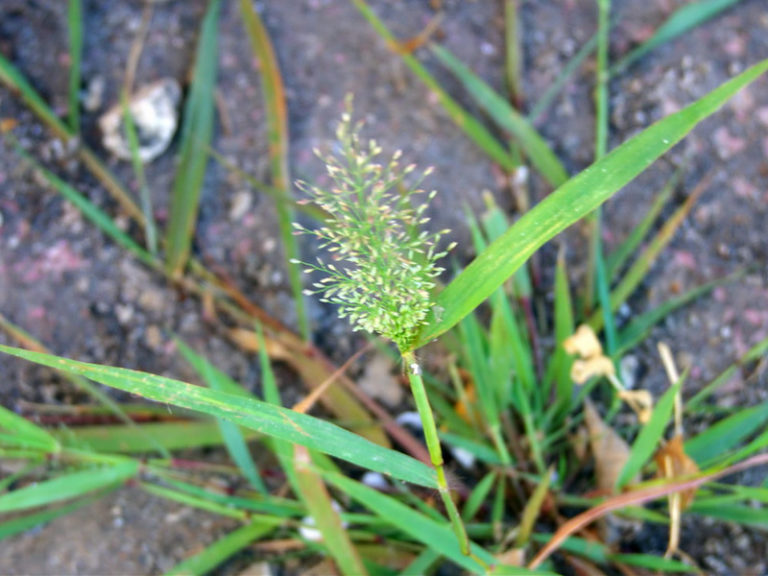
[1,1,766,575]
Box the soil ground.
[0,0,767,574]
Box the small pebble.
[99,78,181,162]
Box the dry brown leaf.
[228,328,290,360]
[495,547,526,568]
[583,400,635,493]
[454,380,480,425]
[529,453,768,569]
[655,434,699,509]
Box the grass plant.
[1,2,767,575]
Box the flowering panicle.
[292,102,455,350]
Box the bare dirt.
[0,0,766,574]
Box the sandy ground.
[0,0,766,573]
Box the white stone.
[99,78,181,162]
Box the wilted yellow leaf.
[584,400,635,493]
[571,356,615,384]
[564,325,603,359]
[655,434,699,509]
[618,389,654,424]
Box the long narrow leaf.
[122,91,158,255]
[0,492,110,541]
[612,0,744,73]
[67,0,82,133]
[431,45,568,188]
[239,0,308,339]
[12,143,156,268]
[688,335,768,409]
[0,345,437,488]
[58,420,256,453]
[414,58,768,348]
[165,0,220,276]
[528,34,597,123]
[550,252,575,416]
[0,405,58,452]
[616,381,681,489]
[685,401,768,465]
[166,521,279,576]
[350,0,517,171]
[294,447,369,575]
[591,174,709,330]
[0,461,138,513]
[322,472,543,575]
[175,339,267,493]
[616,273,740,354]
[605,168,681,277]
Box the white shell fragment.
[99,78,181,162]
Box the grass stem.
[402,350,470,556]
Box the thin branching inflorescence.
[293,99,455,350]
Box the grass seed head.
[293,98,453,350]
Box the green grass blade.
[0,52,146,224]
[530,533,608,564]
[165,521,279,576]
[608,553,697,573]
[153,475,302,518]
[141,483,249,520]
[350,0,517,171]
[175,339,267,493]
[688,335,768,409]
[0,55,71,139]
[595,0,610,160]
[685,401,768,466]
[121,91,158,255]
[504,0,523,109]
[239,0,308,339]
[439,432,504,466]
[67,0,82,133]
[605,168,681,278]
[0,345,437,488]
[589,0,617,354]
[687,501,768,530]
[322,472,504,575]
[551,252,575,417]
[0,311,169,458]
[0,492,109,541]
[718,429,768,468]
[462,471,496,521]
[528,34,597,123]
[516,468,552,548]
[294,447,369,576]
[0,405,58,452]
[0,460,138,513]
[612,0,743,74]
[459,313,496,428]
[11,142,156,268]
[256,322,366,573]
[616,380,681,489]
[431,45,568,188]
[616,274,740,354]
[413,58,768,348]
[165,0,220,277]
[591,176,707,331]
[399,549,440,576]
[57,420,256,453]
